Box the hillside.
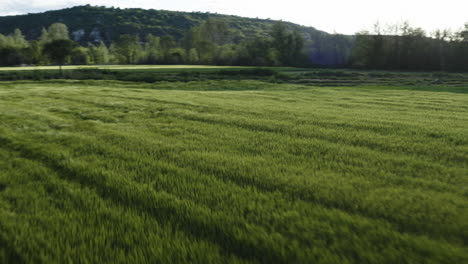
[0,5,353,65]
[0,5,325,43]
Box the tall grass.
[0,79,467,263]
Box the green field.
[0,74,467,263]
[0,65,252,71]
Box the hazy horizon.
[0,0,467,35]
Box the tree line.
[350,22,468,71]
[0,20,307,68]
[0,20,467,71]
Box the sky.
[0,0,467,34]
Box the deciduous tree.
[43,39,76,73]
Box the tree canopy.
[42,39,77,72]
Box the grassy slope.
[0,79,467,263]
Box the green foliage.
[349,23,468,71]
[88,41,110,64]
[270,22,306,66]
[187,48,199,64]
[0,29,28,49]
[160,35,177,50]
[110,35,141,64]
[42,39,77,69]
[189,18,232,46]
[141,34,161,64]
[182,19,232,65]
[0,75,467,263]
[238,37,275,66]
[10,29,28,48]
[39,28,49,44]
[0,29,31,66]
[0,47,28,66]
[46,23,70,42]
[27,40,44,65]
[70,47,90,65]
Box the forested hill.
[0,5,353,66]
[0,5,324,43]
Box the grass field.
[1,65,467,87]
[0,75,467,263]
[0,65,250,71]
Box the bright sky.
[0,0,467,34]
